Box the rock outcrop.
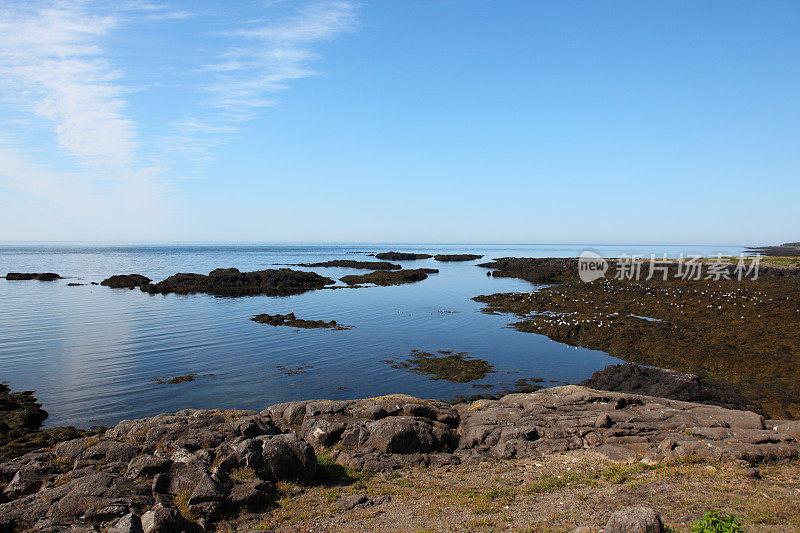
[101,274,152,290]
[373,252,433,261]
[1,387,798,531]
[140,268,335,297]
[4,273,61,281]
[433,254,483,262]
[580,363,758,412]
[291,260,401,270]
[250,312,350,330]
[340,268,439,286]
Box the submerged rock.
[251,312,351,330]
[4,272,61,281]
[101,274,152,289]
[291,260,401,270]
[433,254,483,262]
[373,252,433,261]
[580,363,758,412]
[140,268,335,297]
[383,350,494,382]
[340,268,439,286]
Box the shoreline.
[2,386,799,531]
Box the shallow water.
[0,243,744,427]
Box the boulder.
[605,506,663,533]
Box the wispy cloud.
[0,1,136,169]
[165,0,356,170]
[207,1,356,120]
[0,1,357,238]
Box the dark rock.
[140,268,334,297]
[433,254,483,262]
[228,480,275,511]
[605,506,663,533]
[250,312,350,330]
[340,268,439,286]
[4,272,61,281]
[580,363,758,412]
[373,252,432,261]
[127,455,172,479]
[291,260,401,270]
[101,274,152,289]
[187,474,228,517]
[1,383,91,460]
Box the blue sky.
[0,1,798,244]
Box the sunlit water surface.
[0,243,744,427]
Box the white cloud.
[0,0,357,238]
[0,1,136,169]
[207,1,356,117]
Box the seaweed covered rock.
[373,252,432,261]
[141,268,335,297]
[580,363,759,412]
[477,257,583,283]
[292,260,401,270]
[433,254,483,262]
[384,350,494,382]
[101,274,152,289]
[340,268,439,286]
[4,272,61,281]
[0,384,90,460]
[251,312,350,329]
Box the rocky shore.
[475,257,800,418]
[1,386,798,531]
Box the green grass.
[692,510,743,532]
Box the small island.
[373,252,433,261]
[433,254,483,262]
[251,312,351,330]
[340,268,439,286]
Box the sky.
[0,1,798,245]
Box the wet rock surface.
[475,257,800,418]
[0,384,91,460]
[373,252,433,261]
[101,274,152,289]
[433,254,483,262]
[250,312,351,330]
[4,272,62,281]
[2,387,798,531]
[580,363,757,412]
[290,260,401,270]
[139,268,335,297]
[340,268,439,286]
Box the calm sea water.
[0,243,744,428]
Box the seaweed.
[251,312,352,330]
[340,268,439,286]
[473,258,800,418]
[384,350,495,383]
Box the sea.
[0,243,745,428]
